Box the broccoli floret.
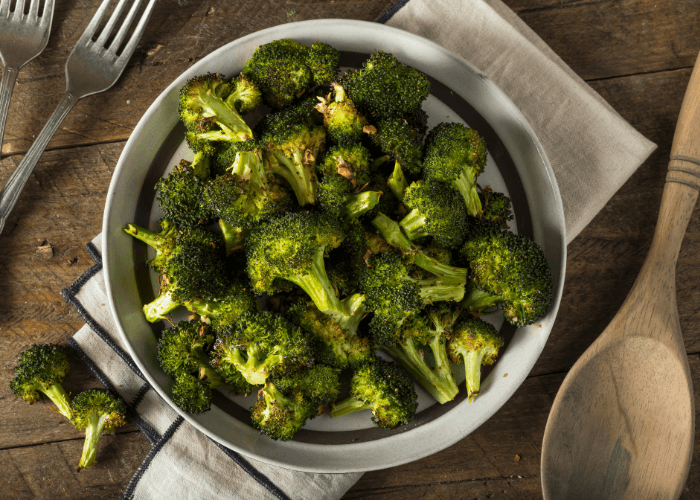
[317,143,373,187]
[460,221,553,326]
[171,372,217,414]
[370,117,424,177]
[331,359,417,429]
[245,212,365,332]
[340,51,430,120]
[155,155,213,229]
[399,180,468,248]
[272,364,342,406]
[380,303,461,404]
[211,311,313,385]
[10,344,73,420]
[178,73,254,149]
[315,82,368,145]
[317,173,382,220]
[242,39,338,108]
[224,74,262,115]
[71,389,127,469]
[257,106,326,205]
[287,301,373,369]
[480,189,514,229]
[447,317,504,402]
[250,381,316,441]
[423,122,487,217]
[183,279,258,328]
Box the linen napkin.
[63,0,657,499]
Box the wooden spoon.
[541,52,700,499]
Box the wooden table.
[1,0,699,498]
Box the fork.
[0,0,55,154]
[0,0,158,235]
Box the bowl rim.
[103,18,566,473]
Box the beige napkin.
[382,0,656,243]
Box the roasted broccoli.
[370,117,424,177]
[380,303,461,404]
[423,122,487,217]
[448,317,503,402]
[341,51,430,120]
[331,359,417,429]
[272,364,342,406]
[242,39,339,108]
[317,143,373,187]
[245,211,365,332]
[250,381,316,441]
[71,389,127,470]
[460,220,553,326]
[315,82,368,144]
[155,154,213,229]
[225,73,263,115]
[211,311,313,385]
[480,189,514,229]
[183,279,258,328]
[10,344,73,420]
[317,173,382,220]
[399,180,468,248]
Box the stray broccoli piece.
[448,317,504,402]
[258,105,326,205]
[423,122,487,216]
[331,359,417,429]
[287,301,373,369]
[315,82,368,144]
[380,303,461,404]
[250,381,316,441]
[183,279,258,328]
[10,344,72,420]
[178,73,254,149]
[242,39,339,108]
[480,189,514,229]
[399,180,468,248]
[317,143,373,187]
[211,311,313,385]
[272,364,342,406]
[370,117,424,177]
[245,212,365,331]
[155,154,213,229]
[460,221,553,326]
[71,389,127,470]
[224,74,262,115]
[340,51,430,120]
[317,173,382,220]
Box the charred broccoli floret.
[211,311,313,385]
[370,117,424,177]
[317,143,373,187]
[423,122,487,216]
[242,39,339,108]
[250,381,316,441]
[480,189,514,229]
[287,301,373,369]
[380,303,461,404]
[315,82,368,144]
[245,212,365,332]
[447,317,504,402]
[340,51,430,120]
[155,154,213,229]
[460,221,553,326]
[71,389,127,469]
[331,359,417,429]
[10,344,72,420]
[399,180,468,248]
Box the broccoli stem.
[399,208,428,241]
[330,396,372,417]
[371,212,416,253]
[197,88,253,142]
[413,254,467,285]
[219,220,248,255]
[195,353,227,389]
[415,278,466,304]
[41,383,73,420]
[462,348,488,402]
[191,151,211,179]
[226,345,283,385]
[387,161,407,201]
[462,286,502,315]
[341,191,382,219]
[337,293,366,335]
[268,150,316,205]
[143,290,180,322]
[123,223,162,249]
[452,170,483,217]
[77,412,110,470]
[382,337,458,404]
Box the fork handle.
[0,65,19,156]
[0,92,79,235]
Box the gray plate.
[102,19,566,473]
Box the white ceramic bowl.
[103,19,566,473]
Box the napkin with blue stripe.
[63,0,655,498]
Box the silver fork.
[0,0,55,154]
[0,0,158,234]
